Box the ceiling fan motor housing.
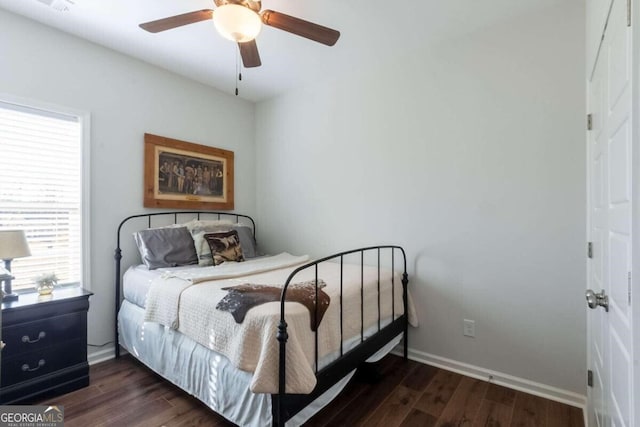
[214,0,262,13]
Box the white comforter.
[144,253,417,394]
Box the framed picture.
[144,133,234,210]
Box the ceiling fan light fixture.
[213,4,262,43]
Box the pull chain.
[235,49,239,96]
[234,49,244,96]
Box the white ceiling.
[0,0,566,102]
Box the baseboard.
[392,346,587,410]
[87,344,116,365]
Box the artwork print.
[158,152,223,196]
[144,133,234,210]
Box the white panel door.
[587,0,634,426]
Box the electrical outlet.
[463,319,475,337]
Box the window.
[0,98,89,290]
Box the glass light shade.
[213,4,262,43]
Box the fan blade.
[139,9,214,33]
[261,10,340,46]
[238,40,262,68]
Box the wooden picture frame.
[144,133,234,210]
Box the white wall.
[0,9,256,356]
[256,2,586,395]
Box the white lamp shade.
[213,4,262,43]
[0,230,31,260]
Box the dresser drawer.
[1,339,86,387]
[2,312,85,358]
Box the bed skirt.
[118,300,401,426]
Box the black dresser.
[0,287,92,404]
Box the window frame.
[0,93,91,292]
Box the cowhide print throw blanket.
[216,280,330,331]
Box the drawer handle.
[22,331,46,344]
[21,359,46,372]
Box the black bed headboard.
[113,211,256,357]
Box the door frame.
[631,0,640,426]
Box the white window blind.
[0,101,82,290]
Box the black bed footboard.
[273,246,409,427]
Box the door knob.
[586,289,609,312]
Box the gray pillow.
[134,226,198,270]
[233,225,257,259]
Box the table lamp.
[0,230,31,302]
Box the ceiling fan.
[139,0,340,68]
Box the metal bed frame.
[114,211,408,427]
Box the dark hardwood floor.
[35,355,584,426]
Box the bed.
[114,211,416,426]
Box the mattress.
[123,264,199,309]
[122,264,155,308]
